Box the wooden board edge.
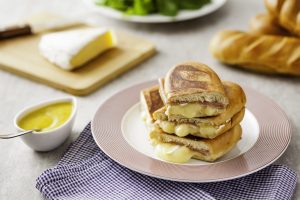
[0,46,156,96]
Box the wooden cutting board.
[0,15,156,96]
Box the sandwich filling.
[156,120,227,138]
[156,108,245,139]
[166,102,226,118]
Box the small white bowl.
[14,97,77,152]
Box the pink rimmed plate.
[91,80,291,182]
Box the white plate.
[84,0,227,23]
[121,103,259,166]
[91,80,291,182]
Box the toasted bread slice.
[140,85,164,124]
[150,124,242,162]
[164,61,228,106]
[158,61,230,118]
[159,78,227,118]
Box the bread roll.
[210,30,300,75]
[249,13,291,36]
[265,0,300,36]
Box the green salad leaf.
[95,0,211,16]
[156,0,179,16]
[96,0,132,11]
[133,0,156,15]
[179,0,211,10]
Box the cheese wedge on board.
[39,27,117,70]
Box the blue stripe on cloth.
[36,123,297,200]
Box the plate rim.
[83,0,227,23]
[91,80,292,183]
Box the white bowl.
[14,97,77,152]
[83,0,227,23]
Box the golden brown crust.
[264,0,285,16]
[140,85,164,121]
[265,0,300,36]
[210,30,300,76]
[164,61,228,105]
[202,124,242,161]
[158,78,168,105]
[249,13,291,36]
[150,125,242,162]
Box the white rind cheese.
[39,27,117,70]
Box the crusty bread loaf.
[249,13,291,36]
[210,30,300,75]
[265,0,300,36]
[164,61,228,105]
[150,124,242,162]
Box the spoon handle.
[0,130,34,139]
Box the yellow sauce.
[18,102,73,132]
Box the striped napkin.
[36,123,297,200]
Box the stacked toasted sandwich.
[140,62,246,163]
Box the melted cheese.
[158,121,222,137]
[39,28,117,70]
[154,143,194,163]
[167,103,219,118]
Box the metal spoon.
[0,129,40,139]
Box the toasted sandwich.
[154,81,246,139]
[140,84,243,163]
[150,125,242,163]
[162,62,229,118]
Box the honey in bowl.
[18,102,73,132]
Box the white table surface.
[0,0,299,199]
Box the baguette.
[265,0,300,36]
[210,30,300,75]
[249,13,291,36]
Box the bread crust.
[249,13,291,36]
[140,85,164,122]
[164,61,228,105]
[210,30,300,76]
[265,0,300,36]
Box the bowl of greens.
[84,0,227,23]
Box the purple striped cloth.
[36,123,297,200]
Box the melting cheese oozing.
[158,121,223,137]
[154,143,194,163]
[167,103,220,118]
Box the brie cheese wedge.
[39,27,117,70]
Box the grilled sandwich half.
[140,84,243,163]
[162,62,229,118]
[154,81,246,139]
